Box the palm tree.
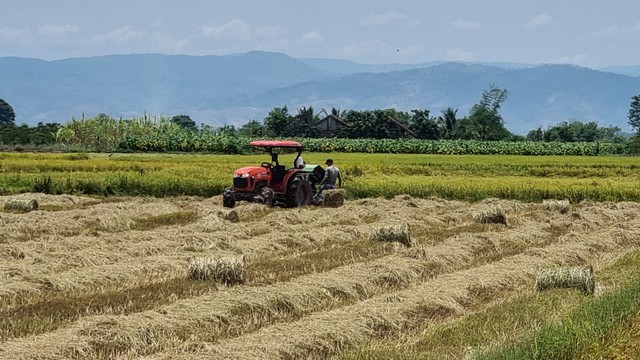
[295,106,320,137]
[438,107,459,139]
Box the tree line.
[1,90,639,148]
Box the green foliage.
[114,135,630,156]
[528,120,625,143]
[475,84,509,113]
[263,106,321,138]
[32,176,53,194]
[339,109,413,139]
[479,276,640,360]
[462,107,512,141]
[170,114,196,129]
[409,109,440,139]
[463,85,512,141]
[0,98,15,126]
[58,114,186,152]
[264,106,293,137]
[238,120,267,137]
[0,122,61,146]
[627,135,640,155]
[291,106,320,138]
[628,94,640,133]
[438,107,461,140]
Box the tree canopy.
[171,114,196,129]
[527,120,624,143]
[0,98,16,126]
[629,95,640,134]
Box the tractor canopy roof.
[249,140,303,151]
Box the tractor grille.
[234,177,248,188]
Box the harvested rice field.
[1,193,640,359]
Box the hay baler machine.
[222,140,324,208]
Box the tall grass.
[478,276,640,360]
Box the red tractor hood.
[234,166,268,178]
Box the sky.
[1,0,640,68]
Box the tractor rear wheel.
[285,176,312,207]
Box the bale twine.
[535,265,595,295]
[473,205,507,225]
[188,255,246,285]
[543,199,571,214]
[368,223,413,247]
[4,199,39,213]
[323,189,346,207]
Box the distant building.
[315,114,417,138]
[387,116,418,138]
[314,114,351,137]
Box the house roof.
[315,113,417,137]
[387,116,418,138]
[315,114,351,127]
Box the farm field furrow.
[1,191,639,359]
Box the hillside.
[1,51,639,133]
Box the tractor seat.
[271,165,286,181]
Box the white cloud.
[38,25,78,37]
[201,18,251,40]
[360,12,407,26]
[524,14,552,31]
[301,31,323,43]
[149,33,189,52]
[0,27,29,41]
[447,47,473,61]
[92,26,144,45]
[255,25,287,38]
[342,40,385,58]
[453,19,483,30]
[592,23,640,38]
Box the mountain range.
[1,51,639,134]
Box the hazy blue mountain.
[300,58,533,76]
[599,66,640,77]
[248,62,640,134]
[0,51,326,123]
[0,51,638,134]
[299,58,444,75]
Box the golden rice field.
[2,190,640,359]
[1,152,640,202]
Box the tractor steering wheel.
[261,162,272,169]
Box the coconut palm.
[438,107,460,139]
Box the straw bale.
[369,224,413,247]
[323,189,346,207]
[4,199,38,213]
[473,205,507,225]
[218,209,239,223]
[188,255,246,285]
[543,199,571,214]
[535,265,595,295]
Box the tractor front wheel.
[285,176,312,207]
[222,188,236,208]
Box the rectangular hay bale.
[4,199,39,213]
[535,265,594,295]
[368,223,413,247]
[188,255,246,285]
[323,189,346,207]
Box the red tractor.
[222,140,320,208]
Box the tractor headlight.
[234,173,250,178]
